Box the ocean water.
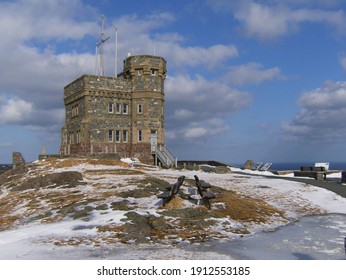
[234,162,346,171]
[0,164,12,174]
[271,162,346,171]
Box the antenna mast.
[115,26,118,77]
[96,15,110,76]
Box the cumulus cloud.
[184,127,208,139]
[0,96,64,128]
[0,98,34,125]
[166,75,252,118]
[237,3,345,40]
[112,14,238,70]
[122,7,242,69]
[226,62,285,86]
[297,81,346,109]
[167,118,230,140]
[281,81,346,143]
[165,75,251,141]
[164,44,238,69]
[207,0,346,40]
[173,109,194,120]
[0,0,98,42]
[166,75,251,102]
[0,0,98,123]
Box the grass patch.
[210,187,285,223]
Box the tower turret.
[123,55,166,159]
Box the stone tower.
[60,54,176,166]
[122,55,166,159]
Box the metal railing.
[152,145,177,168]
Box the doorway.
[150,130,157,152]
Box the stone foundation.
[60,142,154,165]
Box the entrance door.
[150,130,157,152]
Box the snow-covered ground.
[0,158,345,259]
[207,213,346,260]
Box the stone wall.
[64,75,132,100]
[39,153,121,161]
[13,152,26,169]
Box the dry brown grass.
[211,190,285,223]
[0,215,20,231]
[158,196,186,209]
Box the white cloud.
[235,3,293,39]
[237,2,345,40]
[226,62,284,86]
[0,98,34,125]
[281,81,346,143]
[184,127,208,139]
[0,97,64,128]
[165,74,246,142]
[170,118,230,140]
[166,75,252,112]
[0,0,98,114]
[208,0,346,40]
[165,44,238,69]
[173,109,194,120]
[298,81,346,109]
[281,122,311,135]
[109,13,238,70]
[165,74,251,136]
[268,0,343,8]
[0,0,98,42]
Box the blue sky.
[2,0,346,164]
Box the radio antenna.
[95,15,110,76]
[115,26,118,77]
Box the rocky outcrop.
[12,152,25,169]
[243,159,254,170]
[11,171,84,191]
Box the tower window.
[137,104,143,114]
[115,103,121,114]
[136,68,143,76]
[123,130,128,143]
[69,132,74,144]
[72,104,79,117]
[108,103,114,113]
[151,69,158,76]
[115,130,121,142]
[138,130,142,142]
[108,130,114,142]
[123,104,129,114]
[76,130,81,143]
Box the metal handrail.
[152,145,177,168]
[160,145,176,164]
